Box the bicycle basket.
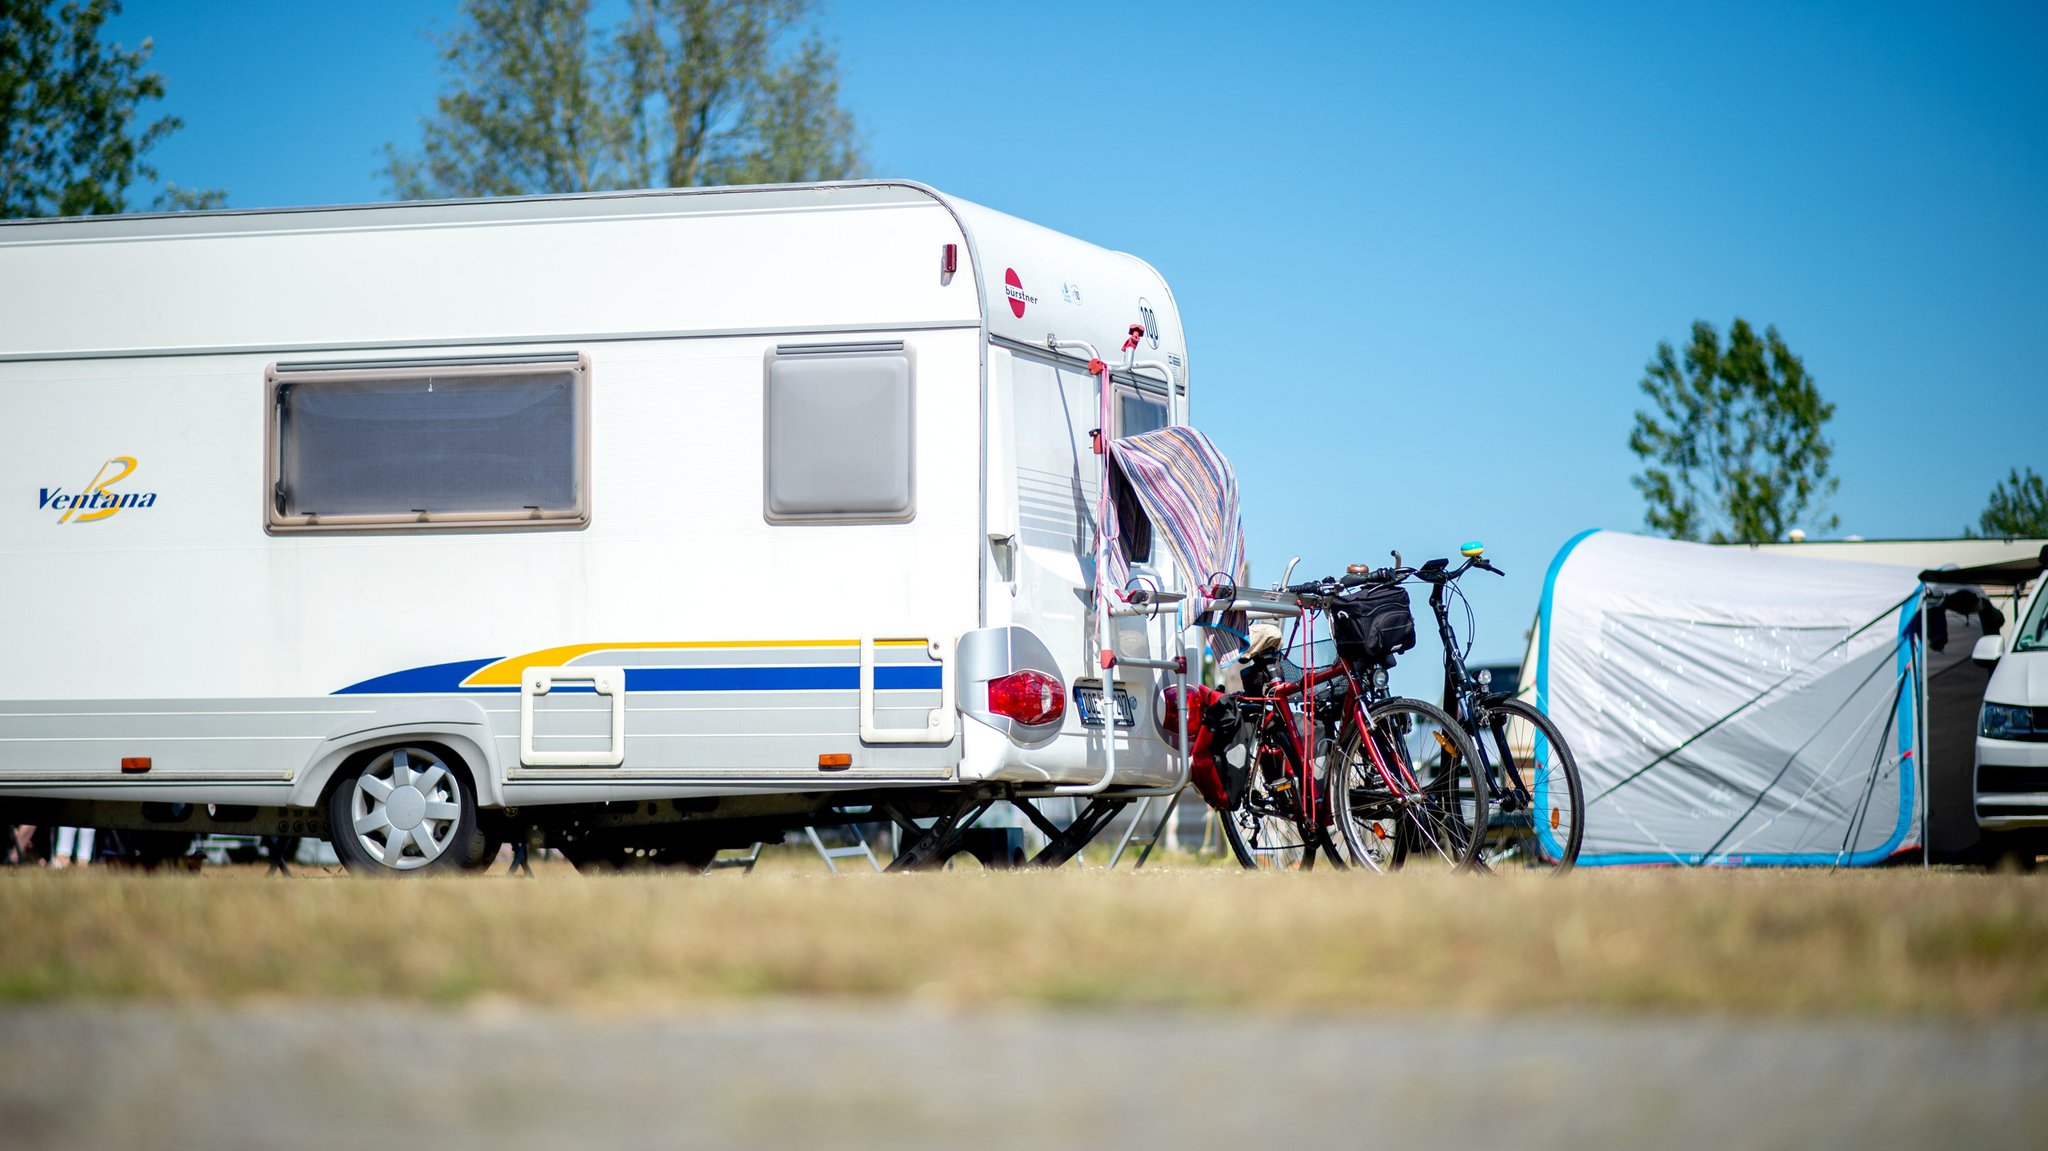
[1332,583,1416,670]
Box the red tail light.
[987,670,1065,726]
[1158,686,1185,749]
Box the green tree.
[1628,318,1839,544]
[384,0,859,200]
[1,0,224,217]
[1967,467,2048,538]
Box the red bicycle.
[1213,572,1488,871]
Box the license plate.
[1076,685,1137,728]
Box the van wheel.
[326,745,477,875]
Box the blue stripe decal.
[337,658,500,695]
[338,660,941,695]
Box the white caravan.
[0,182,1194,871]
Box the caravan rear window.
[265,353,590,533]
[1118,391,1170,439]
[763,342,915,523]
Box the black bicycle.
[1407,544,1585,871]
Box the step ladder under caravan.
[805,824,883,873]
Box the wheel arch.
[290,698,503,809]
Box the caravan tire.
[326,744,478,876]
[458,832,503,872]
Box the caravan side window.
[763,342,915,523]
[265,353,590,533]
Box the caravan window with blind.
[265,353,590,533]
[1117,390,1170,439]
[763,342,916,523]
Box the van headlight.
[1981,703,2035,740]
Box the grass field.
[3,860,2044,1016]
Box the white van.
[1974,566,2048,856]
[0,182,1193,872]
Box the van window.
[764,342,915,523]
[2016,583,2048,653]
[266,353,588,533]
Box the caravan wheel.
[326,745,477,875]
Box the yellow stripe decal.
[461,639,929,688]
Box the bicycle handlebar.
[1285,570,1401,596]
[1284,554,1508,597]
[1263,550,1509,612]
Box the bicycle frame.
[1423,567,1533,815]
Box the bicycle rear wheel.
[1327,731,1403,873]
[1335,697,1487,871]
[1223,740,1312,871]
[1476,697,1584,871]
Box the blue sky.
[105,1,2048,682]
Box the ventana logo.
[39,456,158,523]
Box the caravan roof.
[0,180,1188,386]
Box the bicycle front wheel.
[1335,697,1488,871]
[1476,697,1585,871]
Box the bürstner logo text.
[40,456,158,523]
[1003,268,1037,318]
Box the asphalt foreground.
[3,864,2045,1148]
[2,1005,2042,1150]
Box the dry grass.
[2,863,2044,1017]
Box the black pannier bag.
[1332,583,1416,669]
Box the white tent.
[1534,530,1923,866]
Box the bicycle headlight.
[1981,702,2034,740]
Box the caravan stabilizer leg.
[881,791,997,872]
[1021,797,1131,868]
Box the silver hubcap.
[349,748,462,871]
